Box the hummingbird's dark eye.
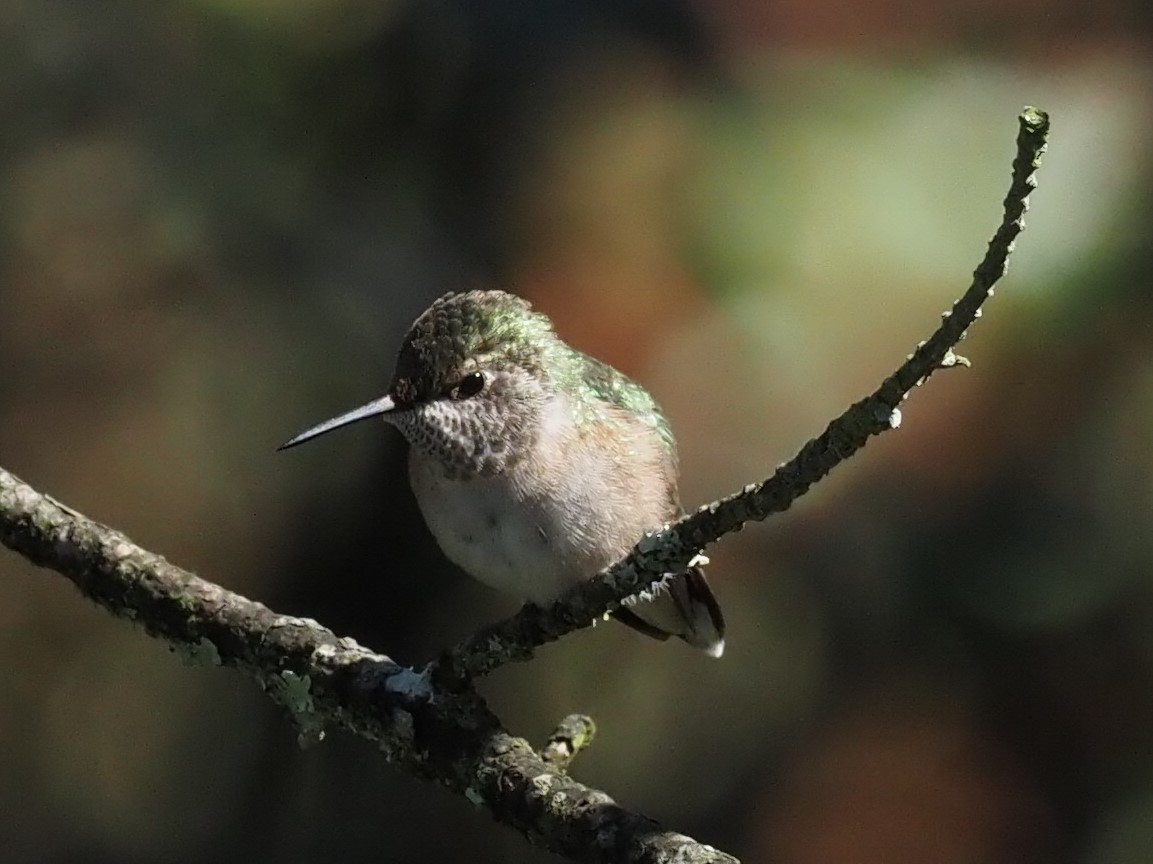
[451,371,485,400]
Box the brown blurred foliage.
[1,0,1152,862]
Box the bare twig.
[436,107,1050,684]
[0,467,735,864]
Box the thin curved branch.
[437,106,1050,684]
[0,468,736,864]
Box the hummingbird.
[280,290,725,657]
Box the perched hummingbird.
[280,290,725,656]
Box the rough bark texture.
[0,469,734,864]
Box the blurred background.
[1,0,1152,862]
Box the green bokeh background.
[2,1,1152,862]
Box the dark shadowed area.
[1,1,1152,862]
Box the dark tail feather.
[611,565,726,657]
[681,565,726,657]
[612,606,673,641]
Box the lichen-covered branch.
[0,468,736,864]
[438,106,1050,683]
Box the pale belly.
[406,450,724,655]
[409,457,608,604]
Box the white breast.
[409,458,588,603]
[407,391,676,606]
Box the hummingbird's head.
[387,290,565,477]
[280,290,565,478]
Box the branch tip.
[539,714,597,771]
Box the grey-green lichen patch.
[531,773,556,795]
[271,670,314,713]
[384,666,432,700]
[487,737,512,757]
[173,636,221,667]
[464,786,485,807]
[270,613,326,632]
[635,530,665,554]
[310,639,383,669]
[389,708,415,747]
[268,670,326,747]
[110,541,136,560]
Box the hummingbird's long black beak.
[278,395,396,451]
